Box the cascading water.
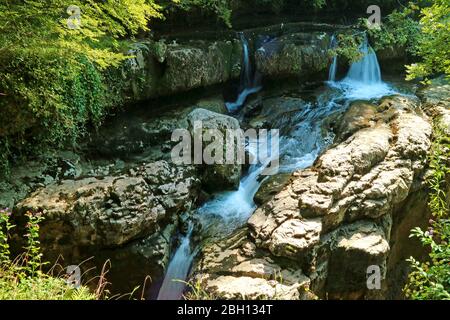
[336,33,396,100]
[226,33,262,113]
[344,34,381,84]
[156,31,397,301]
[156,92,343,299]
[328,35,338,82]
[157,225,195,300]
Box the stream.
[156,34,398,300]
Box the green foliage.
[365,3,421,55]
[331,32,365,63]
[0,0,166,174]
[404,124,450,300]
[0,208,96,300]
[406,0,450,81]
[0,274,96,300]
[173,0,233,27]
[0,209,14,265]
[172,0,326,27]
[23,212,46,276]
[181,279,218,300]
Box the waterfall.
[155,86,351,300]
[242,33,252,89]
[335,33,396,100]
[344,35,381,84]
[157,225,194,300]
[328,35,338,82]
[225,33,262,113]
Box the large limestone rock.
[15,161,199,250]
[192,95,433,299]
[13,160,200,293]
[87,96,227,159]
[192,229,314,300]
[255,32,330,79]
[187,108,243,192]
[124,39,242,101]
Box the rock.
[375,45,407,74]
[203,275,306,300]
[191,94,433,299]
[326,221,390,299]
[418,76,450,110]
[335,100,377,142]
[255,32,330,80]
[187,108,243,192]
[268,218,322,259]
[254,173,292,205]
[418,77,450,135]
[192,229,313,300]
[157,41,241,95]
[13,160,200,291]
[0,152,83,209]
[121,39,242,102]
[87,96,227,159]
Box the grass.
[0,209,99,300]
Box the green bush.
[0,0,163,174]
[404,124,450,300]
[0,208,96,300]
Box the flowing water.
[156,225,195,300]
[334,34,397,100]
[156,32,397,300]
[226,33,262,113]
[328,35,338,82]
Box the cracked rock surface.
[191,94,433,299]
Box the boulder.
[87,96,227,159]
[187,108,243,192]
[255,32,330,79]
[13,161,200,293]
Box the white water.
[226,33,262,113]
[157,225,195,300]
[328,35,338,82]
[157,88,347,299]
[332,34,396,100]
[226,87,262,114]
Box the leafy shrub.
[0,0,164,174]
[404,124,450,300]
[0,208,96,300]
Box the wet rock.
[191,95,433,299]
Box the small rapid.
[330,34,396,100]
[226,33,262,113]
[156,225,195,300]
